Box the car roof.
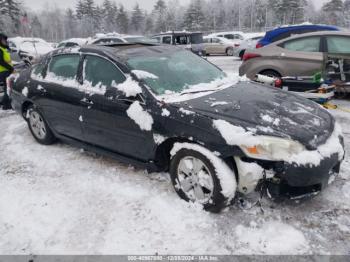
[265,24,339,38]
[51,43,181,65]
[209,31,244,36]
[153,31,202,36]
[272,30,350,45]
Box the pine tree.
[322,0,344,25]
[153,0,167,32]
[130,3,145,33]
[183,0,205,31]
[116,4,129,33]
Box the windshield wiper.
[180,89,218,96]
[180,83,230,96]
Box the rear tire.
[226,47,234,56]
[170,143,237,213]
[27,105,56,145]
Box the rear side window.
[162,36,172,44]
[327,36,350,53]
[283,37,321,52]
[212,38,221,44]
[48,54,80,80]
[84,55,126,87]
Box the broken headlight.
[240,136,305,161]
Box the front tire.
[27,105,56,145]
[170,143,237,213]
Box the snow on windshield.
[127,50,227,96]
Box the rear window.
[48,54,80,80]
[190,34,203,44]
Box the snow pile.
[235,157,265,194]
[235,221,309,254]
[170,142,237,200]
[153,134,167,145]
[288,123,345,166]
[132,70,158,80]
[126,101,153,131]
[179,108,195,115]
[22,87,29,97]
[83,80,107,95]
[37,85,45,91]
[211,101,229,107]
[112,76,142,97]
[161,108,170,117]
[213,119,259,147]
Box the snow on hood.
[213,119,344,167]
[175,81,335,150]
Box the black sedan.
[9,43,345,213]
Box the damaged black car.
[9,43,345,213]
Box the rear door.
[81,54,154,160]
[212,38,225,54]
[279,36,324,76]
[33,53,84,139]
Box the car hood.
[173,81,334,150]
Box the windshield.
[127,50,225,95]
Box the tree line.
[1,0,350,42]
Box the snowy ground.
[0,56,349,255]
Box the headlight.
[240,136,305,161]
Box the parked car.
[57,38,88,48]
[9,44,344,213]
[8,37,54,61]
[239,31,350,79]
[89,33,156,45]
[203,36,238,56]
[256,24,339,48]
[234,32,265,59]
[207,31,245,41]
[152,31,205,55]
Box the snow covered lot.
[0,56,349,255]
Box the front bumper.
[264,153,342,199]
[238,150,343,199]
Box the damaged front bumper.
[236,151,344,199]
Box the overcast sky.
[22,0,328,12]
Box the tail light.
[234,43,240,47]
[256,42,263,49]
[274,78,283,88]
[243,53,261,62]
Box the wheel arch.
[154,137,240,182]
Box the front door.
[81,55,154,161]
